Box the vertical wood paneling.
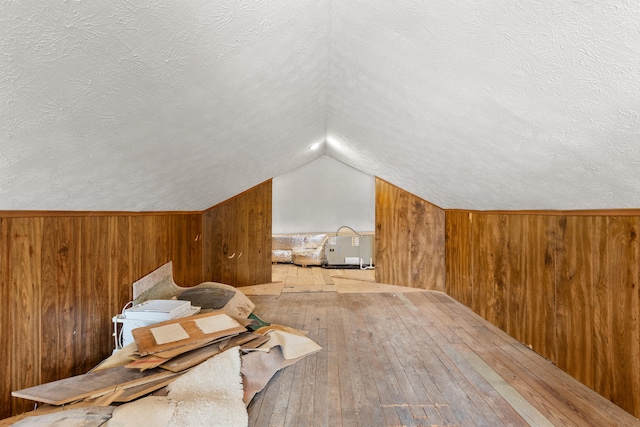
[606,217,640,413]
[129,215,157,283]
[217,198,237,285]
[394,187,411,285]
[505,214,524,343]
[202,207,222,283]
[410,197,446,290]
[446,210,640,417]
[243,180,271,285]
[444,211,459,300]
[170,214,203,287]
[493,215,508,332]
[259,185,273,282]
[592,215,613,403]
[111,216,132,315]
[555,216,595,388]
[239,182,271,285]
[375,180,393,285]
[522,215,556,361]
[80,216,113,373]
[237,193,250,285]
[471,214,508,330]
[0,212,205,419]
[153,215,172,274]
[376,179,410,285]
[0,218,11,415]
[202,180,272,287]
[445,211,472,306]
[375,178,445,290]
[40,217,82,383]
[470,213,488,319]
[9,218,42,416]
[39,219,58,383]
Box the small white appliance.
[112,299,199,350]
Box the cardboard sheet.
[150,323,190,345]
[131,310,246,356]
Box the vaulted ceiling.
[2,1,640,211]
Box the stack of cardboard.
[7,263,321,426]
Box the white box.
[113,303,200,350]
[124,299,192,322]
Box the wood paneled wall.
[0,179,273,418]
[375,178,445,291]
[202,180,272,287]
[446,211,640,417]
[0,213,203,418]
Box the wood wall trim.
[446,208,640,217]
[0,210,204,218]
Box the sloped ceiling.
[1,1,329,211]
[2,1,640,211]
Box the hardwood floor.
[246,267,639,427]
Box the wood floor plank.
[311,294,329,426]
[359,293,409,427]
[341,296,376,427]
[419,293,626,426]
[345,295,389,426]
[246,274,640,427]
[396,293,527,426]
[412,293,579,425]
[325,295,343,427]
[269,294,305,427]
[364,296,458,425]
[382,293,483,426]
[283,353,307,427]
[363,293,441,426]
[360,316,406,426]
[265,367,294,427]
[460,347,553,427]
[312,327,329,426]
[389,295,493,424]
[297,293,322,427]
[334,296,357,427]
[247,295,296,427]
[312,267,325,286]
[321,268,334,285]
[504,341,640,427]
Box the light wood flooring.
[242,264,425,296]
[245,265,640,427]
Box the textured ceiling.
[1,0,329,211]
[2,1,640,211]
[326,0,640,210]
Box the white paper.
[258,330,322,359]
[150,323,190,344]
[195,314,241,334]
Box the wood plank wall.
[0,180,274,418]
[202,180,272,287]
[0,212,203,418]
[445,211,640,417]
[375,178,445,291]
